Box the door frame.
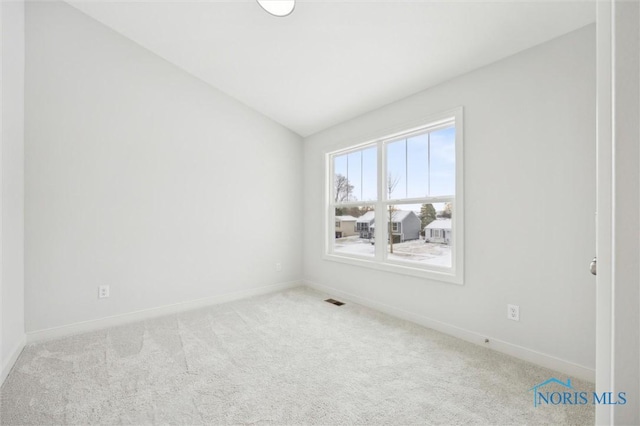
[595,1,613,423]
[596,1,640,424]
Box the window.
[333,206,375,257]
[325,108,463,284]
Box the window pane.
[429,126,455,197]
[407,133,429,198]
[334,154,349,203]
[333,207,375,257]
[386,139,406,199]
[347,151,361,202]
[387,202,453,268]
[333,146,377,203]
[361,147,377,201]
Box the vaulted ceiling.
[67,0,596,136]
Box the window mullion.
[428,132,431,196]
[375,141,385,262]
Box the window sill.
[323,253,463,285]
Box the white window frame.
[324,107,464,285]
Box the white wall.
[304,26,596,378]
[1,0,26,383]
[25,1,302,333]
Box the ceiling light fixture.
[256,0,295,17]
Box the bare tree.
[387,174,400,254]
[334,174,354,203]
[439,202,453,218]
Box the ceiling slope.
[66,0,595,136]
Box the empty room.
[1,0,638,424]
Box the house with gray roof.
[335,215,358,238]
[355,211,375,239]
[425,219,452,244]
[368,210,422,243]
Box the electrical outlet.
[99,285,110,299]
[275,262,282,272]
[507,304,519,321]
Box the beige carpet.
[1,287,594,425]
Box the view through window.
[327,110,463,282]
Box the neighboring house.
[356,211,375,239]
[425,219,452,244]
[335,215,357,238]
[369,210,422,243]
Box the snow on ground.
[334,236,452,267]
[334,236,375,256]
[387,239,452,267]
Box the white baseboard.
[23,278,595,383]
[304,279,595,383]
[1,335,26,387]
[27,280,302,344]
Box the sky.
[334,126,455,213]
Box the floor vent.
[325,298,345,306]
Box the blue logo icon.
[529,378,573,407]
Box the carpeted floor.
[1,287,594,425]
